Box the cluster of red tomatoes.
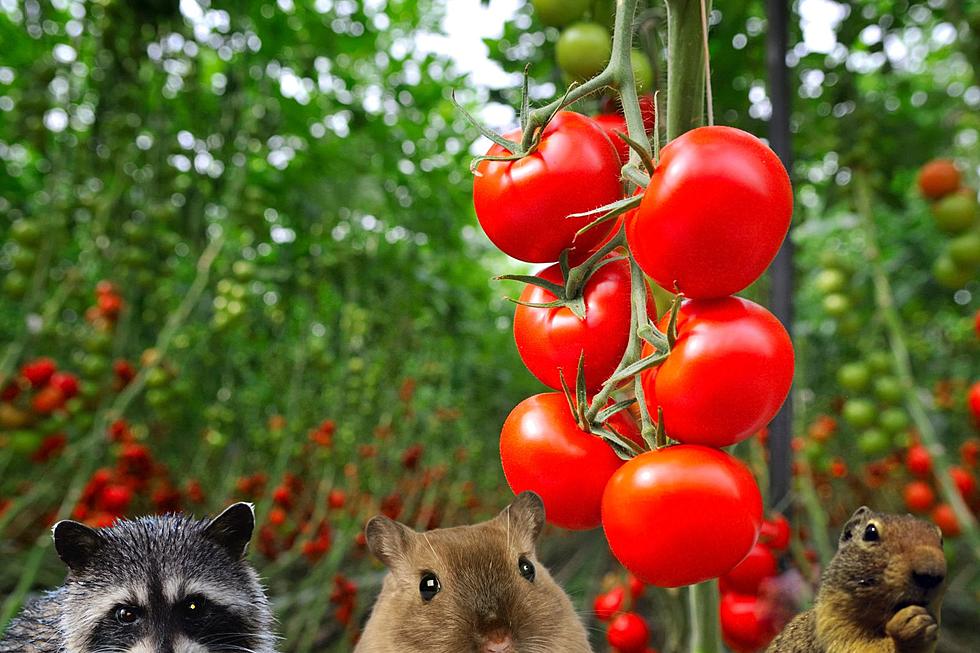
[593,574,656,653]
[472,103,794,588]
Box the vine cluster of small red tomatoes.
[469,82,795,590]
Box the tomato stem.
[664,0,709,140]
[687,580,723,653]
[853,169,980,560]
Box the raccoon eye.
[863,523,880,542]
[178,595,209,620]
[419,572,440,602]
[518,556,535,582]
[114,605,142,625]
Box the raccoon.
[0,502,277,653]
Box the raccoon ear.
[498,491,545,548]
[365,515,414,568]
[841,506,872,544]
[53,520,103,571]
[204,502,255,560]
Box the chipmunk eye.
[419,572,440,601]
[114,605,142,625]
[518,556,535,582]
[863,523,880,542]
[178,595,209,620]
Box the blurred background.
[0,0,977,651]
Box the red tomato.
[602,445,763,587]
[49,372,79,399]
[628,574,645,600]
[514,256,650,392]
[949,466,977,499]
[606,612,649,653]
[720,543,778,594]
[593,585,625,621]
[903,481,935,513]
[961,439,979,468]
[473,111,622,263]
[627,126,792,298]
[905,445,933,477]
[969,381,980,427]
[600,93,657,132]
[917,159,960,200]
[500,393,628,530]
[720,592,778,653]
[646,297,793,447]
[931,503,961,538]
[21,357,57,388]
[593,113,629,163]
[759,514,791,551]
[32,385,65,414]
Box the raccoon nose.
[912,570,945,590]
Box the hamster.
[355,491,593,653]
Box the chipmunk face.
[832,506,946,626]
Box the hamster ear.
[840,506,872,544]
[365,515,415,568]
[204,502,255,560]
[499,491,545,548]
[53,520,103,571]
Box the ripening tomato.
[627,126,792,298]
[720,543,778,595]
[513,256,651,393]
[646,297,793,447]
[602,445,763,587]
[903,481,935,514]
[917,159,960,200]
[606,612,649,653]
[32,385,65,414]
[593,586,625,621]
[500,393,628,530]
[473,111,622,263]
[720,592,779,653]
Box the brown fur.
[355,492,592,653]
[768,507,946,653]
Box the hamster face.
[365,492,585,653]
[830,506,946,627]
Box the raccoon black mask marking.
[1,502,277,653]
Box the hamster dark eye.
[114,605,142,625]
[419,572,440,601]
[178,595,210,620]
[863,523,880,542]
[518,556,535,582]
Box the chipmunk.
[0,503,277,653]
[767,506,946,653]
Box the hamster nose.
[482,628,514,653]
[912,570,945,590]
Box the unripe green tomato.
[931,191,977,234]
[948,231,980,268]
[843,398,877,428]
[878,407,909,434]
[84,329,113,354]
[866,351,892,374]
[631,50,653,93]
[590,0,616,29]
[3,270,28,297]
[837,362,871,393]
[803,440,825,463]
[933,254,972,289]
[11,247,37,272]
[10,219,42,246]
[873,376,903,404]
[858,428,891,457]
[818,250,853,272]
[232,260,256,280]
[146,387,169,408]
[80,354,108,377]
[814,268,847,294]
[9,430,41,455]
[822,292,851,316]
[837,313,862,336]
[556,22,611,81]
[145,367,169,389]
[531,0,589,27]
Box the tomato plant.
[719,543,778,594]
[556,22,612,81]
[644,297,793,447]
[626,126,793,298]
[602,445,763,587]
[719,592,778,653]
[473,111,622,263]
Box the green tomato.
[818,251,854,272]
[837,313,862,336]
[814,268,848,294]
[931,191,977,234]
[532,0,589,27]
[10,219,41,246]
[933,254,973,289]
[837,362,871,393]
[865,351,892,374]
[556,22,611,81]
[631,50,653,93]
[948,231,980,268]
[878,407,909,434]
[3,270,28,297]
[9,430,41,455]
[843,398,877,429]
[873,376,903,404]
[857,428,891,457]
[822,292,851,317]
[11,247,36,272]
[590,0,616,29]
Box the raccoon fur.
[0,502,277,653]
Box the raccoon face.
[52,503,276,653]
